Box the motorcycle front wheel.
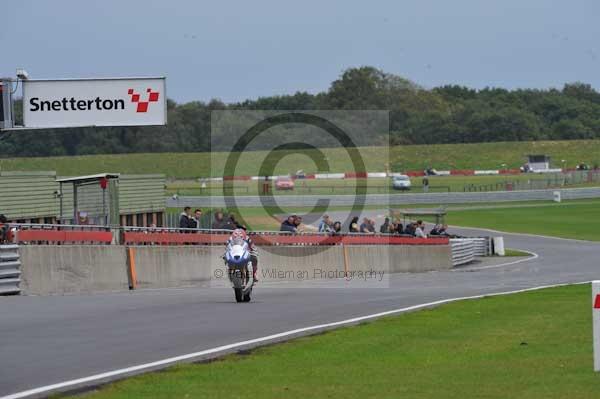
[234,288,244,302]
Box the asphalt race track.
[1,227,599,398]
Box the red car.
[275,176,295,190]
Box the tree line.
[2,66,600,157]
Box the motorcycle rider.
[225,228,259,282]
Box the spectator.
[360,217,374,234]
[380,217,391,234]
[191,209,203,230]
[394,223,404,235]
[212,211,227,230]
[0,214,8,243]
[179,207,192,232]
[332,221,342,235]
[368,219,376,233]
[349,216,360,233]
[293,216,304,232]
[224,214,242,230]
[414,220,427,238]
[438,224,448,235]
[429,224,442,236]
[280,215,297,233]
[404,222,416,236]
[422,177,430,193]
[318,215,332,233]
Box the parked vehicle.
[275,176,295,190]
[392,175,412,190]
[224,238,255,302]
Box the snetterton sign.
[23,77,166,128]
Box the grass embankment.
[2,139,599,178]
[72,284,598,399]
[446,199,600,241]
[184,198,600,239]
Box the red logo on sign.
[595,294,600,309]
[127,88,160,113]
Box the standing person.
[422,177,430,193]
[404,222,416,236]
[415,220,427,238]
[332,221,342,235]
[293,215,303,232]
[191,209,203,230]
[179,207,192,232]
[360,218,374,234]
[226,214,242,230]
[368,219,376,233]
[394,223,404,235]
[318,215,332,233]
[349,216,360,233]
[0,214,9,243]
[380,217,391,234]
[212,211,227,230]
[280,215,297,233]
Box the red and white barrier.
[215,168,530,181]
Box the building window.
[125,214,133,226]
[136,213,144,227]
[156,212,163,227]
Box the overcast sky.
[3,0,599,103]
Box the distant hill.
[0,139,597,179]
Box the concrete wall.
[18,243,453,295]
[19,246,129,295]
[132,246,216,289]
[346,245,453,274]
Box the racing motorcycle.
[224,238,255,302]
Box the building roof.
[56,173,120,183]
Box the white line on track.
[451,250,539,272]
[1,280,590,399]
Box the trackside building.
[0,171,165,226]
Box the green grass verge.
[178,198,600,236]
[447,199,600,241]
[71,284,598,399]
[2,139,599,178]
[503,248,533,257]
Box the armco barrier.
[0,245,21,295]
[450,239,476,266]
[451,237,491,257]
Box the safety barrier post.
[593,281,600,372]
[126,247,138,290]
[342,243,349,278]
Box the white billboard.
[23,77,166,128]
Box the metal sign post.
[593,281,600,372]
[0,78,14,130]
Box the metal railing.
[10,223,113,245]
[6,223,451,246]
[0,244,21,295]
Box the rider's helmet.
[231,228,247,241]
